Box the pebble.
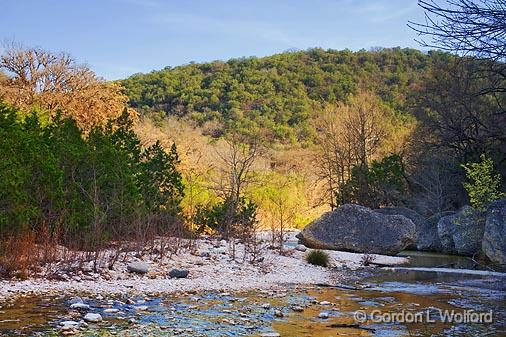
[274,310,284,318]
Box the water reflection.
[0,268,504,336]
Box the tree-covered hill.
[120,47,432,143]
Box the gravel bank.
[0,232,409,300]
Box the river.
[0,252,505,336]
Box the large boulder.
[374,207,425,250]
[298,204,416,255]
[421,211,455,252]
[437,206,485,256]
[482,198,506,266]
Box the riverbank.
[0,232,409,301]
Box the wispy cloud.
[148,12,312,46]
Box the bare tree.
[409,0,506,62]
[409,0,506,108]
[0,43,133,130]
[213,134,261,238]
[314,92,391,208]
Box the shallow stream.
[1,253,505,336]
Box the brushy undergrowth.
[305,249,329,267]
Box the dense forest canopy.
[120,46,505,214]
[120,47,432,144]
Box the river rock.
[83,313,102,323]
[68,297,84,305]
[70,302,90,310]
[437,206,485,256]
[168,268,189,278]
[318,312,329,319]
[292,306,304,312]
[59,320,80,329]
[297,204,416,255]
[295,244,307,252]
[482,198,506,265]
[127,261,149,274]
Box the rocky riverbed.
[1,268,505,336]
[2,232,504,336]
[0,232,408,302]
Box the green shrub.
[0,102,185,248]
[194,196,257,236]
[461,154,505,211]
[306,249,330,267]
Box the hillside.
[120,47,432,143]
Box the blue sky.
[1,0,426,80]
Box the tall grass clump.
[306,249,329,267]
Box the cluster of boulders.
[297,199,506,266]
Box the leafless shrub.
[360,253,376,266]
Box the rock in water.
[127,261,149,274]
[437,206,485,256]
[59,321,80,329]
[168,268,189,278]
[70,303,90,310]
[483,198,506,265]
[318,312,330,319]
[68,297,84,305]
[298,204,416,255]
[375,207,426,250]
[83,313,102,323]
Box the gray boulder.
[298,204,416,255]
[375,207,425,250]
[127,261,149,274]
[168,268,189,278]
[437,206,485,256]
[482,198,506,266]
[419,211,455,252]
